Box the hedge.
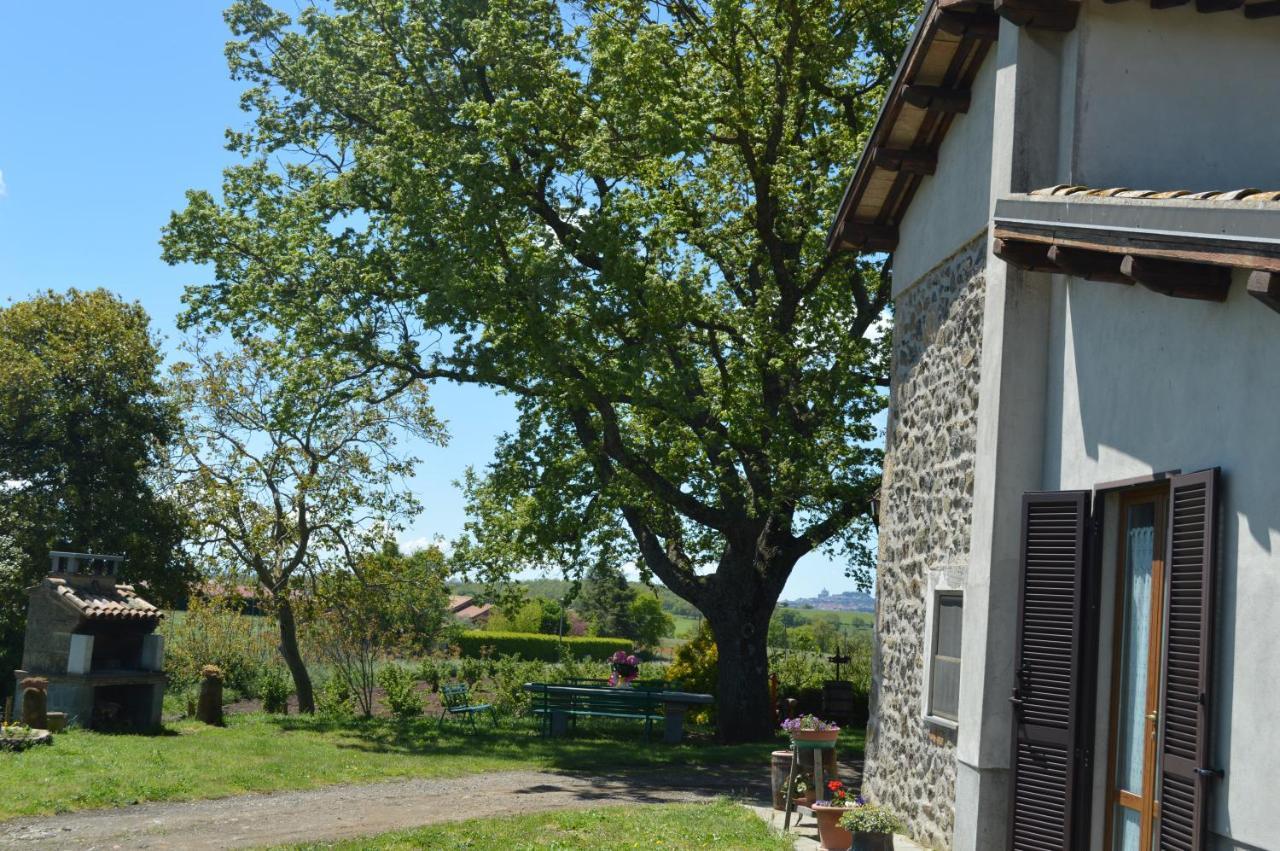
[455,631,632,662]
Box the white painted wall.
[1044,273,1280,848]
[1071,0,1280,192]
[892,52,997,296]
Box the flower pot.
[792,728,839,744]
[810,804,854,851]
[851,831,894,851]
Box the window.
[929,592,963,723]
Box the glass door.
[1107,491,1168,851]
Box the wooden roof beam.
[1120,255,1232,302]
[871,148,938,175]
[833,221,899,253]
[937,8,1002,39]
[1196,0,1245,10]
[902,85,972,114]
[1047,246,1133,285]
[994,0,1082,30]
[1244,1,1280,18]
[1247,271,1280,312]
[993,238,1057,273]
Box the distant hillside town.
[779,588,875,613]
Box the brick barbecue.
[13,552,165,729]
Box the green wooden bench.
[526,683,662,741]
[438,683,496,731]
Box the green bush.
[666,620,717,724]
[315,675,354,719]
[377,664,423,721]
[490,655,551,717]
[162,597,277,697]
[416,658,444,692]
[455,631,631,662]
[258,667,292,714]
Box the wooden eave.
[826,0,999,255]
[993,192,1280,309]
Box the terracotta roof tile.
[46,577,163,623]
[1033,186,1280,204]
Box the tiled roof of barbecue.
[1030,186,1280,202]
[45,577,164,622]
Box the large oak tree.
[163,0,913,741]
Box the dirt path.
[0,766,770,850]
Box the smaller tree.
[629,595,675,650]
[173,337,444,712]
[577,563,637,639]
[308,542,451,717]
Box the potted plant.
[608,650,640,686]
[781,713,840,743]
[789,774,814,808]
[838,798,903,851]
[809,779,855,851]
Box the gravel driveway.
[0,766,769,849]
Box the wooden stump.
[20,677,48,730]
[21,688,47,730]
[197,671,224,726]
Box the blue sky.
[0,1,868,600]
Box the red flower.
[828,780,843,791]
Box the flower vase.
[792,728,839,744]
[810,804,854,851]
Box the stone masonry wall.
[862,233,986,849]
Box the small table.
[783,735,838,831]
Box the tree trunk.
[276,597,315,714]
[705,581,780,744]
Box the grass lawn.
[284,799,792,850]
[0,713,855,822]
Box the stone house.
[827,1,1279,849]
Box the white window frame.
[921,572,964,730]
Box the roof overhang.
[994,0,1280,28]
[993,190,1280,309]
[826,0,999,255]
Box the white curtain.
[1114,507,1155,851]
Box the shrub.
[315,675,354,719]
[455,631,631,662]
[378,664,423,721]
[258,667,291,714]
[490,655,551,717]
[666,620,717,723]
[416,658,444,692]
[162,596,276,697]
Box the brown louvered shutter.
[1158,469,1221,850]
[1009,491,1091,851]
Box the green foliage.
[377,664,423,721]
[485,596,562,635]
[577,563,637,639]
[163,0,917,738]
[415,658,444,693]
[839,803,903,834]
[258,667,292,714]
[489,655,552,718]
[666,620,718,724]
[171,334,446,712]
[315,675,354,720]
[0,290,191,685]
[161,597,277,697]
[629,594,675,649]
[455,631,630,663]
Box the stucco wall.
[1071,0,1280,192]
[1043,273,1280,849]
[891,53,997,296]
[866,233,986,848]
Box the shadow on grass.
[266,713,865,779]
